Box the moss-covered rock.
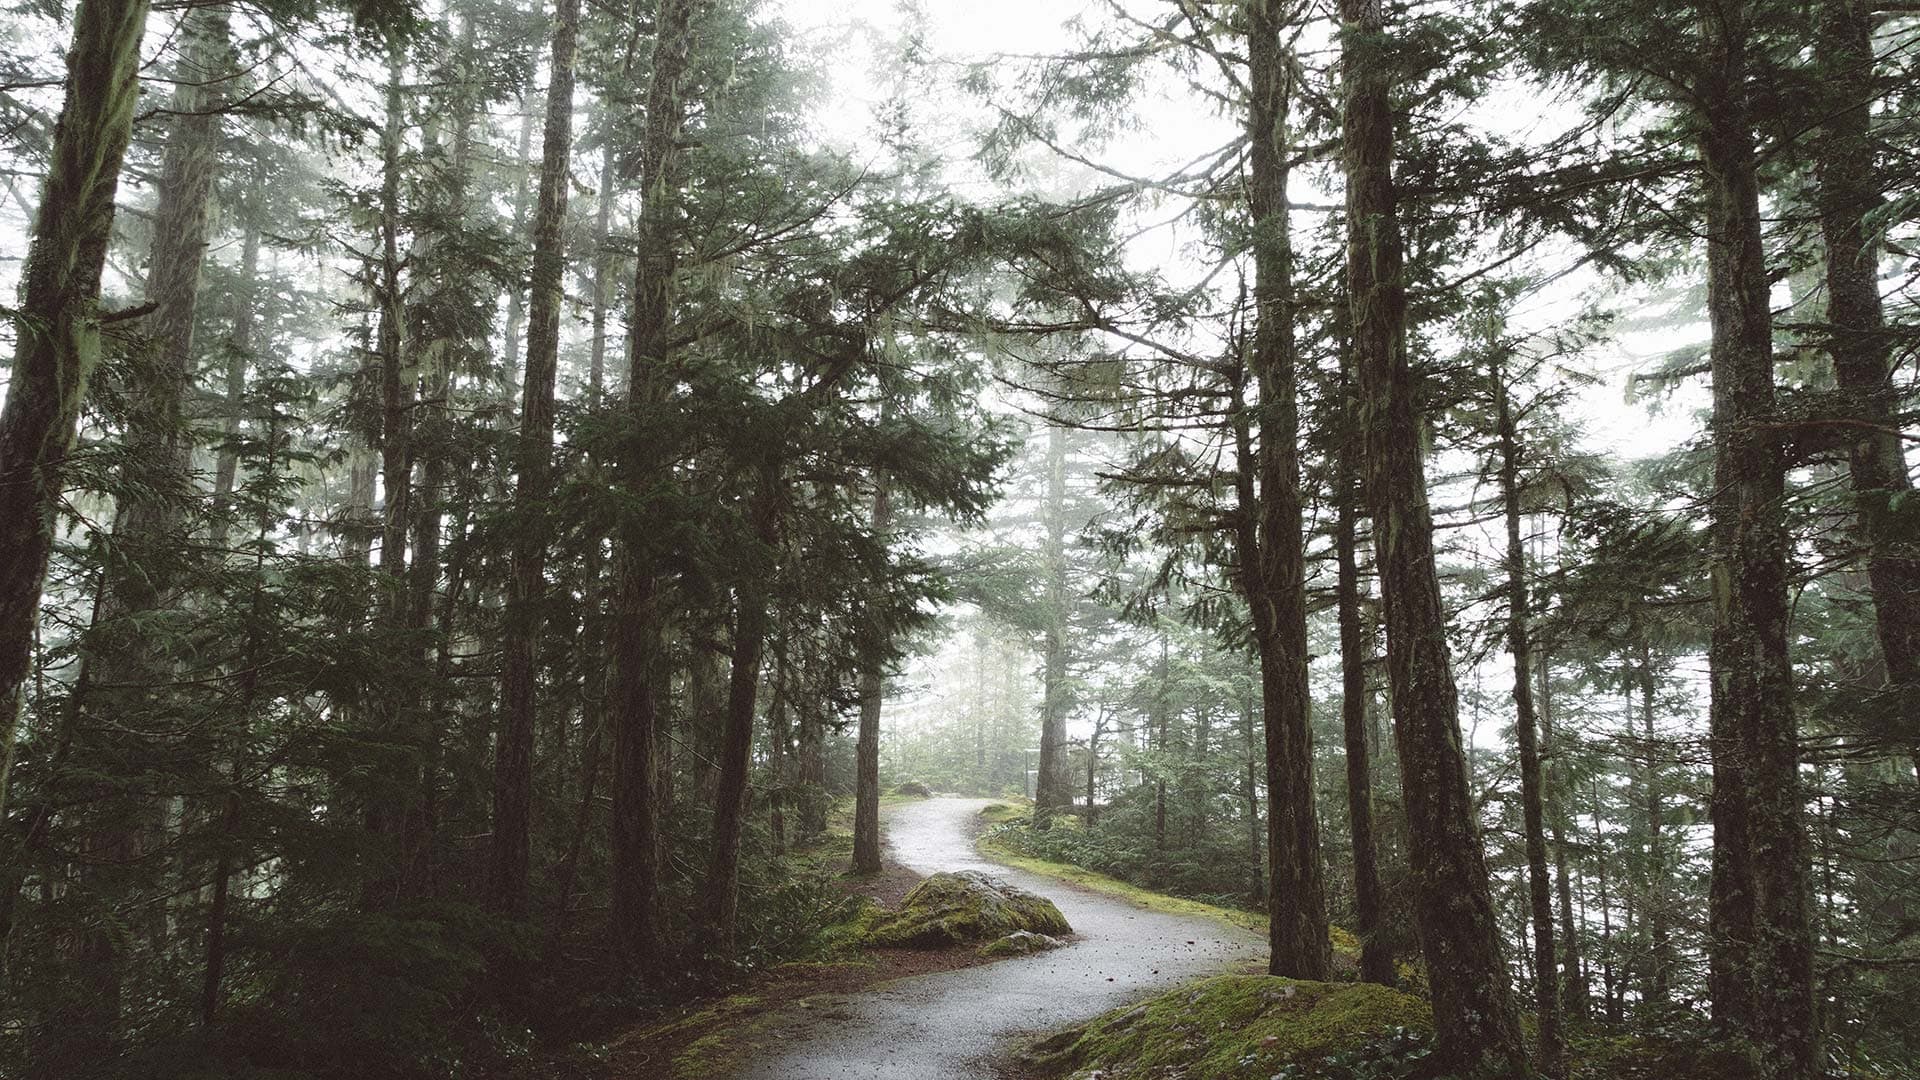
[979,930,1066,957]
[1021,974,1432,1080]
[864,870,1071,948]
[894,780,934,797]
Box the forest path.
[733,796,1263,1080]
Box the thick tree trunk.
[1496,372,1564,1076]
[492,0,582,919]
[1335,403,1391,985]
[55,8,228,1042]
[1241,0,1331,980]
[1035,424,1071,828]
[1338,0,1526,1070]
[1816,0,1920,687]
[1697,7,1816,1075]
[851,481,893,874]
[611,0,701,978]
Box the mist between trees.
[0,0,1916,1077]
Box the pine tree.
[1339,0,1527,1069]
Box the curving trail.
[735,796,1263,1080]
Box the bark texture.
[0,0,152,822]
[611,0,702,977]
[1338,0,1527,1069]
[851,480,893,874]
[1816,0,1920,688]
[1697,6,1816,1074]
[1496,373,1564,1077]
[1241,0,1330,980]
[493,0,583,919]
[1334,400,1391,985]
[701,462,784,956]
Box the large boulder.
[865,870,1071,948]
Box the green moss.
[1025,974,1432,1080]
[865,870,1072,947]
[978,930,1065,957]
[979,801,1030,825]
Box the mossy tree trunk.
[1816,0,1920,689]
[612,0,702,978]
[493,0,582,920]
[1338,0,1527,1070]
[1240,0,1330,981]
[1697,5,1816,1074]
[1334,371,1391,986]
[0,0,152,826]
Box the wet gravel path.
[734,796,1263,1080]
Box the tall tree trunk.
[1239,699,1263,905]
[57,8,229,1044]
[364,42,423,910]
[1495,369,1563,1076]
[499,76,538,405]
[1089,706,1106,828]
[1335,393,1391,985]
[1241,1,1330,980]
[1338,0,1526,1069]
[588,134,620,400]
[700,462,783,957]
[851,480,893,874]
[1697,6,1816,1074]
[1035,424,1071,828]
[203,414,279,1025]
[1816,0,1920,687]
[768,659,788,854]
[1636,640,1671,1010]
[210,220,261,551]
[1593,778,1621,1026]
[611,0,701,978]
[492,0,582,919]
[1540,649,1588,1022]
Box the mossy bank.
[1020,973,1433,1080]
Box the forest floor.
[613,796,1265,1080]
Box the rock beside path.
[980,930,1067,957]
[865,870,1072,948]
